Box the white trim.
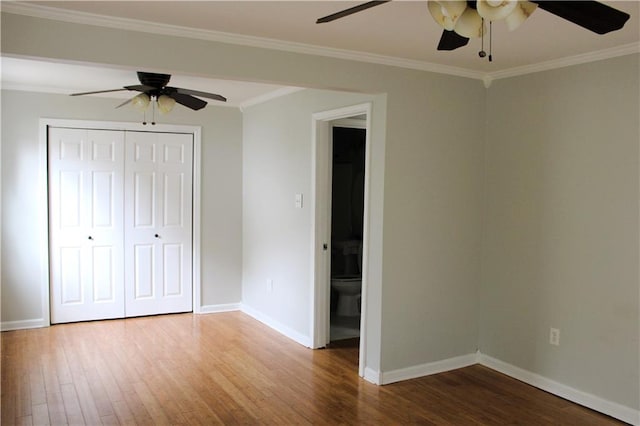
[380,353,478,385]
[487,42,640,81]
[39,118,203,323]
[364,367,382,385]
[3,2,637,83]
[240,303,312,348]
[331,118,367,129]
[1,318,48,331]
[192,127,203,313]
[478,353,640,426]
[39,121,52,329]
[198,303,241,314]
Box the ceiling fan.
[317,1,630,59]
[71,71,227,123]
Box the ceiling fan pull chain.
[151,97,157,125]
[489,21,493,62]
[479,18,487,59]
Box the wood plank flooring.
[1,312,623,425]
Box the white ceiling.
[1,1,639,104]
[1,56,300,108]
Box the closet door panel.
[163,173,185,227]
[92,246,116,302]
[163,243,183,297]
[49,128,125,323]
[59,247,82,304]
[125,131,193,317]
[133,243,155,299]
[133,172,157,227]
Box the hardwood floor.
[2,312,622,425]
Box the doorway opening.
[311,103,371,377]
[329,124,366,343]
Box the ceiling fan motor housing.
[137,72,171,88]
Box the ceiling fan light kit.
[157,95,176,114]
[428,0,537,61]
[476,0,518,22]
[453,6,485,38]
[427,1,466,31]
[428,1,536,36]
[317,0,630,62]
[131,93,150,111]
[504,1,538,31]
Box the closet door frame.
[39,118,203,326]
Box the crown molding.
[2,2,638,86]
[487,42,640,81]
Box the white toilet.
[331,240,362,317]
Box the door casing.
[310,103,372,378]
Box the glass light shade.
[131,93,150,111]
[157,95,176,114]
[454,8,485,38]
[505,1,537,31]
[477,0,518,21]
[427,0,467,31]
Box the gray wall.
[481,55,640,410]
[241,88,386,347]
[380,72,484,370]
[1,90,243,321]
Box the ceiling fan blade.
[316,0,391,24]
[169,87,227,102]
[115,97,134,109]
[168,92,208,110]
[123,84,156,92]
[437,30,469,51]
[532,1,630,34]
[70,88,129,96]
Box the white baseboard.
[380,353,478,385]
[240,303,312,348]
[364,367,382,385]
[1,318,48,331]
[373,351,638,425]
[478,353,640,426]
[197,303,241,314]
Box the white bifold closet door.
[49,128,193,324]
[49,128,126,323]
[124,131,193,317]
